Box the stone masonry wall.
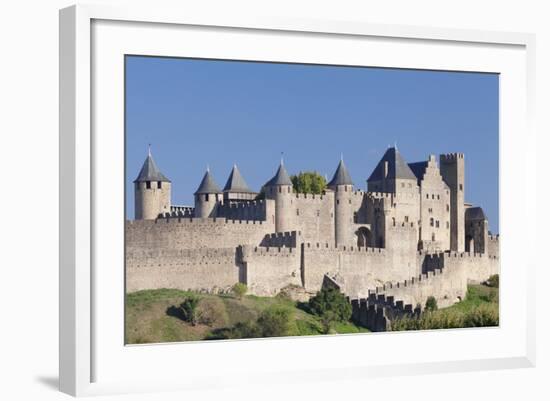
[126,247,241,293]
[126,217,275,251]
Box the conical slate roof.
[223,165,253,193]
[367,147,417,182]
[265,162,293,187]
[465,207,486,221]
[133,150,170,183]
[327,159,353,187]
[194,169,222,194]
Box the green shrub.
[462,304,499,327]
[232,321,262,339]
[196,297,228,327]
[167,295,200,326]
[486,274,499,288]
[232,282,248,300]
[308,287,352,323]
[425,296,438,311]
[257,306,294,337]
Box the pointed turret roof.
[367,147,417,182]
[194,168,222,194]
[265,161,292,187]
[223,165,254,193]
[133,147,170,183]
[327,158,353,187]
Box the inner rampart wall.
[125,217,275,251]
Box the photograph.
[124,56,500,344]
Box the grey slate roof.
[223,165,254,193]
[265,162,293,186]
[465,207,486,221]
[367,147,417,182]
[327,159,353,187]
[194,169,222,194]
[408,161,428,185]
[134,153,170,183]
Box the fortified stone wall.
[301,243,390,296]
[125,217,275,251]
[126,247,241,293]
[291,192,335,244]
[260,231,301,248]
[217,199,275,222]
[241,246,302,296]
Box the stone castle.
[126,147,499,326]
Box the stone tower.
[194,167,222,218]
[439,153,465,252]
[327,158,354,247]
[264,160,293,232]
[134,147,171,220]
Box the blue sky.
[125,56,499,232]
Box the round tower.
[327,157,354,247]
[194,167,222,218]
[134,147,171,220]
[264,160,294,232]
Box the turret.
[222,164,257,201]
[439,153,465,252]
[264,159,293,232]
[465,206,488,253]
[194,167,222,218]
[327,157,354,246]
[134,147,171,220]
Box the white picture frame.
[59,4,536,397]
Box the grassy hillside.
[390,284,499,331]
[125,289,369,344]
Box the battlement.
[128,216,268,226]
[303,242,386,254]
[251,246,296,256]
[223,199,269,208]
[440,153,465,161]
[260,231,301,248]
[488,234,500,241]
[293,192,332,202]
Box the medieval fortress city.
[126,147,499,330]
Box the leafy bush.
[425,296,438,311]
[462,304,499,327]
[291,172,327,194]
[308,287,352,323]
[257,306,294,337]
[232,282,248,300]
[166,295,200,325]
[232,321,262,339]
[196,297,228,327]
[486,274,499,288]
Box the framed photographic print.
[59,4,536,397]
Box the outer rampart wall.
[292,192,335,244]
[126,247,241,293]
[241,246,302,296]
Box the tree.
[232,282,248,300]
[166,295,200,325]
[291,171,327,194]
[425,296,438,312]
[257,306,294,337]
[308,286,352,330]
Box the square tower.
[439,153,465,252]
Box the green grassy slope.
[125,289,368,344]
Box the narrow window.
[426,194,429,199]
[317,210,320,217]
[437,194,440,200]
[392,217,396,226]
[349,200,351,204]
[279,187,282,193]
[432,233,436,241]
[436,220,440,228]
[337,200,340,205]
[446,221,450,229]
[205,193,209,202]
[404,216,409,222]
[158,181,162,189]
[296,209,299,216]
[146,181,151,189]
[446,204,450,212]
[459,184,463,191]
[430,218,434,227]
[432,194,435,199]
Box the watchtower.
[264,160,294,232]
[134,147,171,220]
[439,153,465,252]
[194,167,222,218]
[327,157,354,247]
